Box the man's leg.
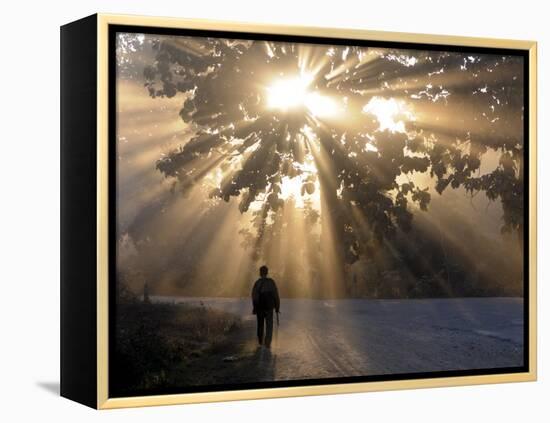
[264,310,274,348]
[257,312,264,345]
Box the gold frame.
[96,13,537,409]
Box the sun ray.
[116,32,525,307]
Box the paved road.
[157,297,524,382]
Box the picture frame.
[60,13,537,409]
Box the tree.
[141,34,525,296]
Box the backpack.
[258,278,274,310]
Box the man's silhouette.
[251,265,280,348]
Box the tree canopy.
[126,33,525,297]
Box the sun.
[266,73,340,118]
[266,74,312,110]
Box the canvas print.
[112,30,527,397]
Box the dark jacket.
[252,277,280,314]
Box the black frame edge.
[60,13,98,409]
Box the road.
[156,297,524,382]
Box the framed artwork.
[60,14,537,409]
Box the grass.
[111,301,241,396]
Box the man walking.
[251,265,280,348]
